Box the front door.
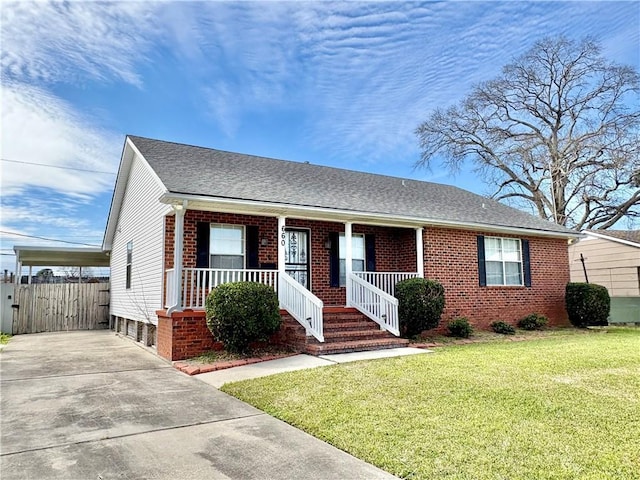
[284,228,310,289]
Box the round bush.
[395,278,445,338]
[517,313,548,331]
[565,282,610,328]
[447,317,473,338]
[490,320,516,335]
[205,282,281,353]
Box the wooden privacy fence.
[12,283,110,334]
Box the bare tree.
[415,36,640,230]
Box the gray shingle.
[129,135,575,236]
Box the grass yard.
[222,328,640,480]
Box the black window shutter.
[329,232,340,287]
[196,222,210,268]
[365,234,376,272]
[522,239,532,287]
[246,226,259,269]
[477,235,487,287]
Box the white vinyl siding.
[485,237,523,286]
[110,153,171,324]
[210,224,245,269]
[339,234,365,286]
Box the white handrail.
[278,273,324,342]
[178,268,279,309]
[353,271,420,297]
[348,273,400,336]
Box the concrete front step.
[306,337,409,355]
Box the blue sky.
[1,1,639,273]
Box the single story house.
[569,230,640,324]
[103,136,578,360]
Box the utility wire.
[0,230,100,247]
[1,158,116,175]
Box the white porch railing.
[169,268,279,309]
[278,273,324,342]
[348,273,400,336]
[353,271,420,297]
[165,268,176,308]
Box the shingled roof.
[128,135,575,236]
[586,230,640,246]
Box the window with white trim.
[126,241,133,289]
[339,234,365,286]
[485,237,523,286]
[210,224,245,269]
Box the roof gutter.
[159,192,580,239]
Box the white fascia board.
[584,231,640,249]
[159,192,580,239]
[102,137,168,250]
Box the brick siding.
[161,210,570,337]
[423,227,570,329]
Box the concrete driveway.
[0,331,395,480]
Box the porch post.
[345,222,353,306]
[15,259,21,285]
[167,202,187,314]
[277,216,286,274]
[28,266,32,284]
[416,227,424,277]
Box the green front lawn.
[222,328,640,479]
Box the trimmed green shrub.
[448,317,473,338]
[395,278,445,338]
[205,282,281,353]
[490,321,516,335]
[517,313,548,331]
[565,282,610,328]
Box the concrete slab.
[2,415,394,480]
[0,331,396,480]
[0,330,167,381]
[197,354,334,388]
[320,347,432,364]
[1,367,259,454]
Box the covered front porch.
[162,204,424,346]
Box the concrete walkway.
[197,347,431,388]
[0,331,397,480]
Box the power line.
[0,230,100,247]
[1,158,116,175]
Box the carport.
[13,245,109,284]
[6,246,111,334]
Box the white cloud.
[0,81,120,197]
[1,1,157,86]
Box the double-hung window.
[210,224,245,269]
[484,237,523,286]
[338,234,365,286]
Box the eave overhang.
[159,192,580,239]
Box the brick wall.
[423,228,570,328]
[156,309,222,361]
[162,210,570,331]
